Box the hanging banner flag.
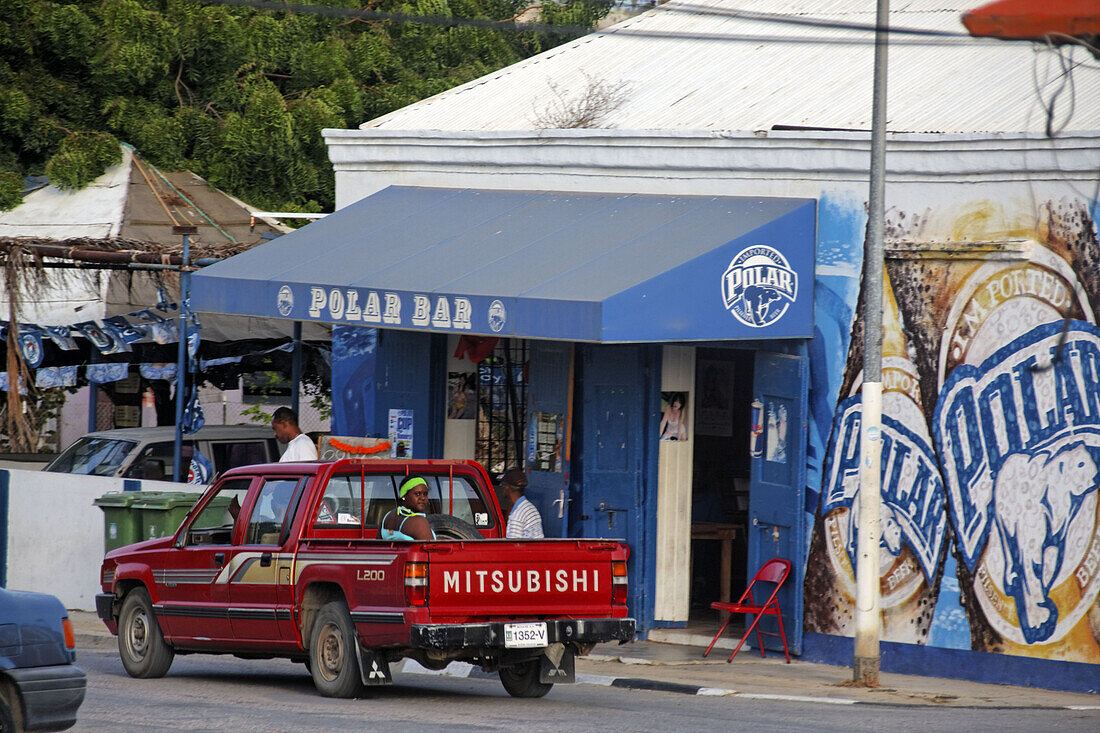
[73,321,111,352]
[74,321,129,354]
[96,320,135,354]
[103,316,149,345]
[139,363,177,381]
[187,330,200,359]
[0,373,27,394]
[155,286,176,312]
[36,366,78,388]
[188,447,214,484]
[17,331,45,367]
[1,299,188,357]
[86,363,130,383]
[44,326,78,350]
[150,320,178,344]
[181,385,205,434]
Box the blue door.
[748,351,808,654]
[525,341,574,537]
[574,344,657,630]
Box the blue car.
[0,588,86,731]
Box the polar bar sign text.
[307,287,473,330]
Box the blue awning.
[193,187,816,343]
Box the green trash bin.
[133,491,204,542]
[94,492,143,552]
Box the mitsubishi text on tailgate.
[96,459,634,698]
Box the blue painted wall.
[331,325,438,457]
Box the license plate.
[503,622,548,649]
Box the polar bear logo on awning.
[721,245,797,328]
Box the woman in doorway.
[660,392,689,441]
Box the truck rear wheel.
[499,660,553,698]
[118,587,174,678]
[428,514,482,540]
[309,601,364,698]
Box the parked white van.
[43,425,281,482]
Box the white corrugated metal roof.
[361,0,1100,133]
[0,147,132,239]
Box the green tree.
[0,0,607,213]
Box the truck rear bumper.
[409,618,635,650]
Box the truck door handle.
[214,553,225,566]
[260,552,272,567]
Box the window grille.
[475,339,528,475]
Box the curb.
[75,631,116,650]
[398,660,1100,709]
[402,660,754,700]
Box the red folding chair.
[703,557,791,663]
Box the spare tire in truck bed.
[428,514,482,540]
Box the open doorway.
[689,347,754,629]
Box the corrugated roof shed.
[0,146,330,340]
[362,0,1100,134]
[0,145,289,245]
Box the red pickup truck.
[96,459,634,698]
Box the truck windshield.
[44,437,138,476]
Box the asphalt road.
[73,648,1098,732]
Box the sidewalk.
[70,611,1099,709]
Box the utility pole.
[854,0,890,687]
[291,321,303,415]
[172,225,197,483]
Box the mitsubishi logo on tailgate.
[441,569,599,594]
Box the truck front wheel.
[309,601,364,698]
[499,660,553,698]
[118,587,174,678]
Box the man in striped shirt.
[501,468,544,539]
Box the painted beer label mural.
[935,321,1100,651]
[933,243,1099,660]
[806,200,1100,663]
[806,271,948,643]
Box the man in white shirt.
[272,407,318,462]
[501,468,544,539]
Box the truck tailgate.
[423,540,627,620]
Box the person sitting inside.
[380,476,436,541]
[142,458,166,481]
[501,468,544,539]
[255,483,295,545]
